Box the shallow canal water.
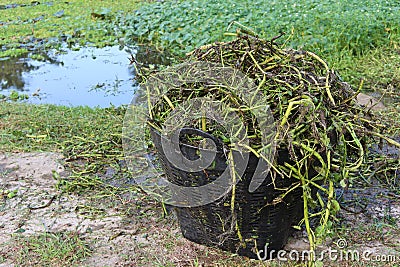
[0,45,169,107]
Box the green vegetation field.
[2,0,399,91]
[115,0,400,91]
[120,0,399,57]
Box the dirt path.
[0,152,399,266]
[0,152,142,266]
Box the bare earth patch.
[0,152,399,266]
[0,152,248,266]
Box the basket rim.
[149,125,227,154]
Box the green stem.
[300,172,316,261]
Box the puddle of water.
[0,45,170,107]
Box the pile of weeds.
[138,32,400,256]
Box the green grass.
[341,45,400,92]
[0,102,124,152]
[5,231,91,267]
[0,103,129,195]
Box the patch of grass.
[377,105,400,136]
[0,0,142,57]
[339,45,400,93]
[0,102,124,152]
[347,219,398,244]
[8,231,91,267]
[0,102,133,196]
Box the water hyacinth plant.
[131,29,400,259]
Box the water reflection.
[1,57,38,90]
[0,45,170,107]
[1,52,62,90]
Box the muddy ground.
[0,152,399,266]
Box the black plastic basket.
[150,127,305,259]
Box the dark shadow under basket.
[150,127,306,259]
